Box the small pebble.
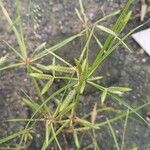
[142,58,146,63]
[24,78,27,82]
[37,133,41,138]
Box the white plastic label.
[132,28,150,56]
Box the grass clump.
[0,0,150,149]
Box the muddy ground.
[0,0,150,149]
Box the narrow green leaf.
[51,124,62,150]
[22,98,40,111]
[79,0,85,15]
[91,103,97,124]
[24,131,33,143]
[54,76,77,81]
[37,64,76,73]
[0,129,28,144]
[101,88,108,105]
[25,82,76,131]
[121,109,129,150]
[0,1,26,57]
[93,33,103,49]
[87,81,104,91]
[97,25,116,36]
[80,81,86,94]
[41,78,54,95]
[89,0,133,76]
[0,146,25,150]
[29,73,52,80]
[8,15,20,31]
[52,57,56,76]
[76,117,99,129]
[111,94,150,127]
[42,121,69,150]
[108,87,132,94]
[79,27,94,61]
[106,118,120,150]
[30,66,43,73]
[88,76,103,81]
[73,129,80,148]
[32,42,46,57]
[32,30,85,62]
[0,63,24,71]
[3,40,23,59]
[95,10,121,24]
[7,118,42,122]
[81,59,87,72]
[75,59,82,76]
[45,51,72,67]
[57,102,76,118]
[97,25,132,52]
[0,54,8,66]
[75,8,84,22]
[97,101,150,128]
[88,81,150,127]
[59,89,76,113]
[45,121,50,147]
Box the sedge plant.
[0,0,150,149]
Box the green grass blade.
[88,81,150,127]
[22,98,40,111]
[31,30,85,62]
[88,76,103,81]
[95,10,120,25]
[2,40,23,59]
[104,0,132,40]
[0,54,8,66]
[89,0,133,76]
[30,76,52,115]
[0,129,28,144]
[110,94,150,127]
[31,42,46,58]
[75,8,84,23]
[121,109,129,150]
[0,63,24,71]
[42,121,69,150]
[58,89,76,113]
[7,118,43,122]
[106,118,120,150]
[79,27,94,62]
[0,146,25,150]
[29,73,52,80]
[108,87,132,94]
[97,24,131,52]
[97,101,150,128]
[0,2,26,57]
[8,15,20,31]
[24,82,76,132]
[54,76,77,81]
[76,117,99,129]
[51,124,62,150]
[92,33,103,49]
[45,50,73,67]
[94,18,150,72]
[101,88,108,105]
[30,66,43,73]
[37,64,76,73]
[45,121,51,148]
[73,129,80,149]
[41,78,54,95]
[56,103,76,119]
[79,0,85,15]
